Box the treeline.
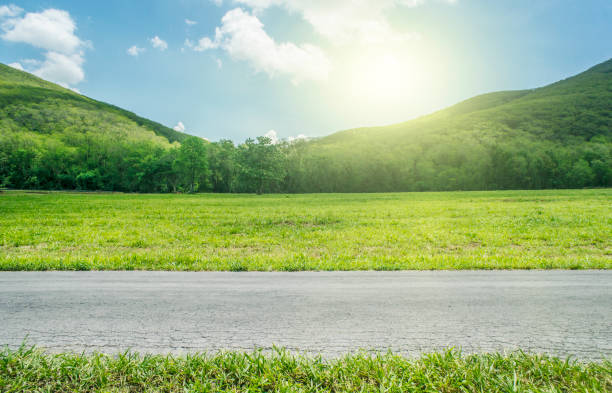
[1,130,610,193]
[287,134,612,192]
[0,132,288,193]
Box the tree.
[159,148,180,193]
[567,159,595,188]
[209,140,238,193]
[174,137,210,193]
[76,169,102,190]
[237,136,286,194]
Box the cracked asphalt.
[0,271,610,359]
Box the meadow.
[0,189,610,271]
[1,345,610,392]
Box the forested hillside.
[1,59,610,193]
[283,59,612,192]
[0,63,188,191]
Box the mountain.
[0,63,187,143]
[0,63,188,191]
[326,58,612,142]
[1,58,610,194]
[284,59,612,192]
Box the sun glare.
[350,53,406,101]
[366,54,404,96]
[334,46,441,124]
[329,42,454,126]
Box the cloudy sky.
[1,0,611,141]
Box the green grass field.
[0,189,610,271]
[2,346,610,393]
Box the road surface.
[1,271,610,359]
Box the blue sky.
[1,0,611,142]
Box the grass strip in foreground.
[1,346,610,392]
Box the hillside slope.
[0,63,188,191]
[286,59,612,192]
[0,63,187,143]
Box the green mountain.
[1,58,610,194]
[0,63,188,191]
[0,63,186,143]
[285,59,612,192]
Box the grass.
[1,345,610,393]
[0,189,610,271]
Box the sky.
[1,0,611,142]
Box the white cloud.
[287,134,307,142]
[260,130,307,143]
[1,9,84,53]
[127,45,145,56]
[150,36,168,51]
[1,8,87,89]
[33,51,85,87]
[194,1,457,83]
[20,58,40,66]
[264,129,279,144]
[193,8,330,84]
[173,121,186,132]
[185,19,197,26]
[192,37,217,52]
[7,61,23,70]
[0,4,22,18]
[216,58,223,69]
[233,0,453,44]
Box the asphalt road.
[1,271,610,359]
